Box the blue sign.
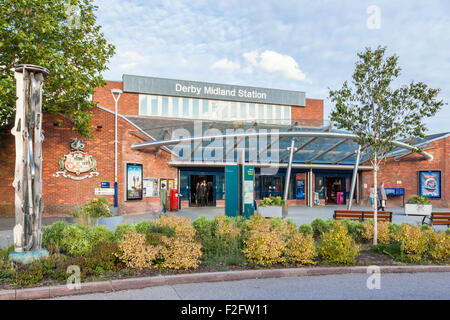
[101,182,110,188]
[296,180,305,200]
[419,171,441,198]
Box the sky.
[94,0,449,134]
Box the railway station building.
[0,75,448,216]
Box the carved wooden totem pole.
[10,65,49,262]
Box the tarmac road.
[50,272,450,300]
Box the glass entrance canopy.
[126,117,433,167]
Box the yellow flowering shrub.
[159,236,203,270]
[157,215,196,241]
[360,221,392,245]
[318,223,361,265]
[425,230,450,263]
[115,231,160,270]
[271,218,297,241]
[285,232,317,265]
[394,224,428,263]
[242,231,286,266]
[215,216,241,240]
[246,214,272,234]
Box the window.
[151,97,158,116]
[249,103,255,118]
[183,98,189,117]
[172,97,179,117]
[162,97,169,116]
[240,103,247,119]
[202,100,209,114]
[140,96,148,115]
[193,99,199,118]
[230,102,237,119]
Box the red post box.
[170,189,179,211]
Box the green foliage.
[135,221,152,235]
[329,46,444,161]
[56,224,113,256]
[311,218,334,237]
[71,198,113,223]
[42,221,69,251]
[60,224,91,256]
[406,195,431,205]
[0,0,115,136]
[87,225,114,247]
[298,224,313,236]
[259,196,285,207]
[193,216,246,266]
[318,222,361,265]
[11,261,43,287]
[340,219,365,241]
[113,224,136,242]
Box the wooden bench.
[422,212,450,227]
[334,210,393,222]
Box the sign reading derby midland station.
[123,74,306,107]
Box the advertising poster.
[296,180,305,199]
[168,179,174,190]
[419,171,441,198]
[126,163,143,200]
[143,178,159,197]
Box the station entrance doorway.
[190,175,214,207]
[325,177,344,204]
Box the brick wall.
[0,102,177,216]
[92,81,139,115]
[291,98,324,127]
[360,137,449,208]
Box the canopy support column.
[283,139,295,201]
[347,145,361,210]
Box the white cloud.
[243,50,308,82]
[118,51,147,70]
[211,58,241,71]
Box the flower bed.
[0,215,449,289]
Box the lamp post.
[111,89,122,209]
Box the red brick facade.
[1,78,446,216]
[360,136,449,208]
[291,98,324,126]
[0,101,177,216]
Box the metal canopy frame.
[128,119,433,212]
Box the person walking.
[195,182,200,206]
[160,183,169,215]
[369,186,376,210]
[377,181,387,211]
[199,180,207,206]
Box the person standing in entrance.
[160,183,169,215]
[378,181,387,211]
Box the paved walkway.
[50,272,450,300]
[1,205,447,248]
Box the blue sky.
[94,0,449,134]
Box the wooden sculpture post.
[9,64,49,264]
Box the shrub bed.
[0,215,448,289]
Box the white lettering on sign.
[174,83,268,100]
[95,188,115,196]
[175,83,201,95]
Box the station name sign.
[123,74,306,107]
[175,83,267,100]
